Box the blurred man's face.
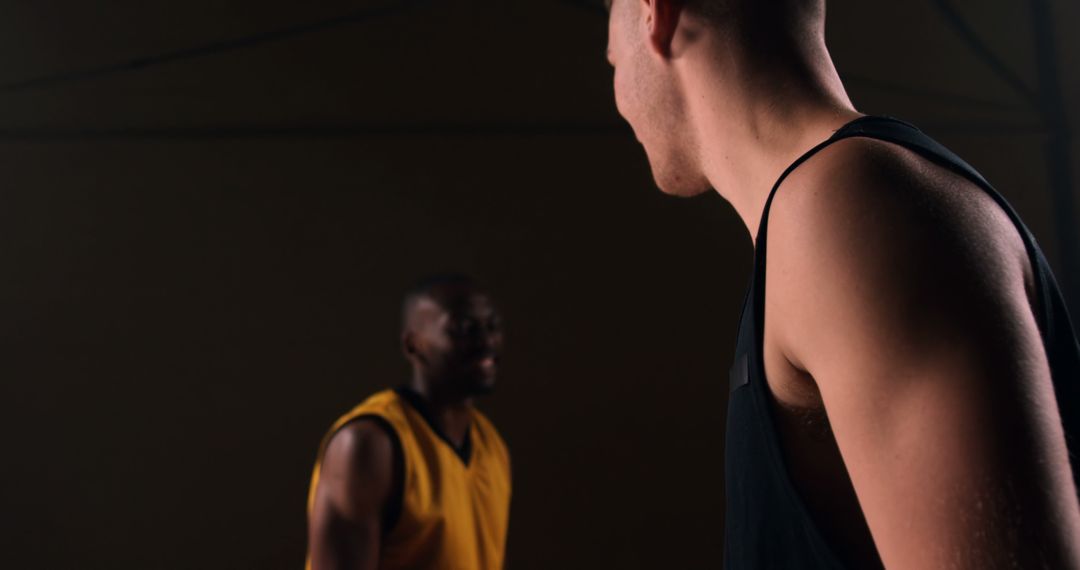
[607,0,710,197]
[406,290,503,397]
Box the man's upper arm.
[308,418,397,570]
[769,142,1080,569]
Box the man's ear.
[402,331,418,359]
[643,0,685,57]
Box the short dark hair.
[401,273,479,327]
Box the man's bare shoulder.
[773,136,1012,239]
[768,135,1027,286]
[310,420,396,570]
[321,418,397,488]
[764,136,1032,370]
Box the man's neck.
[680,37,860,243]
[406,378,473,447]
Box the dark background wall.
[1,1,1076,568]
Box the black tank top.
[724,116,1080,569]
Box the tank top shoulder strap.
[757,116,991,250]
[753,115,1055,338]
[754,117,874,276]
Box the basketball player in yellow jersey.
[306,275,511,570]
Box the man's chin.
[654,171,711,197]
[468,380,496,397]
[645,153,710,197]
[459,373,496,397]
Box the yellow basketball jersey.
[306,389,511,570]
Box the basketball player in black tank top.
[603,0,1080,568]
